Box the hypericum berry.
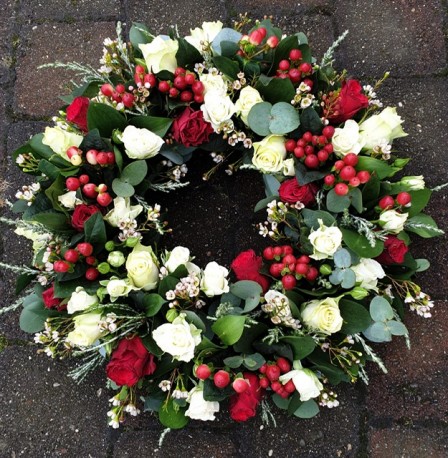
[174,75,187,90]
[259,376,270,389]
[322,125,335,139]
[294,146,305,158]
[77,242,94,257]
[263,246,275,260]
[282,245,294,255]
[180,91,193,102]
[249,29,263,46]
[306,266,319,281]
[349,177,361,187]
[144,73,157,87]
[97,192,113,207]
[276,357,291,374]
[297,255,311,264]
[70,154,82,166]
[269,263,284,277]
[82,183,98,199]
[304,145,315,156]
[334,160,345,171]
[66,146,82,159]
[278,59,290,71]
[233,378,249,393]
[299,62,312,74]
[192,81,204,94]
[270,381,282,393]
[302,131,313,143]
[86,149,98,165]
[79,174,90,185]
[284,380,296,393]
[96,152,109,166]
[282,254,296,265]
[357,170,371,184]
[169,87,179,98]
[184,73,196,85]
[158,81,170,93]
[53,260,70,273]
[379,195,395,210]
[304,154,319,169]
[285,139,297,152]
[317,150,329,162]
[324,143,334,154]
[259,363,268,374]
[278,389,290,399]
[193,94,204,104]
[64,249,79,263]
[273,246,283,257]
[85,256,97,266]
[115,84,125,94]
[66,177,80,191]
[288,68,302,83]
[295,263,308,275]
[122,92,135,108]
[174,67,186,77]
[334,183,349,196]
[266,364,281,382]
[282,274,297,290]
[343,152,359,167]
[266,35,279,48]
[195,364,211,380]
[106,152,116,164]
[85,267,99,281]
[289,48,302,61]
[324,174,335,186]
[396,192,412,206]
[340,166,357,181]
[213,370,230,388]
[101,83,114,97]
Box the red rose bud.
[66,96,90,132]
[42,285,63,309]
[171,107,214,147]
[71,204,101,231]
[106,336,156,387]
[231,249,270,293]
[278,178,318,206]
[375,235,409,265]
[213,370,230,388]
[195,364,212,380]
[328,79,369,124]
[229,372,264,422]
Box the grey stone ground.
[0,1,447,457]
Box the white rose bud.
[282,158,296,177]
[301,296,343,335]
[42,126,83,159]
[104,197,143,228]
[58,191,82,209]
[378,209,408,234]
[126,242,159,291]
[185,386,220,421]
[351,258,385,291]
[107,251,126,267]
[67,287,98,314]
[235,86,264,125]
[279,368,323,401]
[332,120,365,158]
[122,125,164,160]
[252,134,287,173]
[200,261,230,297]
[164,246,190,273]
[105,278,136,301]
[201,91,236,132]
[139,36,179,74]
[399,176,425,191]
[66,312,103,347]
[308,219,343,260]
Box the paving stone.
[226,0,332,16]
[369,425,448,458]
[19,0,122,21]
[127,0,227,36]
[14,22,117,118]
[0,345,110,457]
[0,0,15,84]
[366,302,448,423]
[333,0,447,78]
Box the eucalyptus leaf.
[333,249,352,268]
[112,179,135,197]
[247,102,272,136]
[158,398,188,429]
[363,321,392,342]
[387,320,408,336]
[341,269,356,289]
[294,399,319,419]
[269,102,300,135]
[370,296,394,322]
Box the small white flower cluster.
[146,204,161,222]
[230,71,247,91]
[34,320,62,357]
[118,218,141,242]
[158,380,171,392]
[291,82,315,108]
[258,200,287,238]
[106,409,120,429]
[262,292,301,330]
[372,138,392,160]
[319,390,340,409]
[99,313,118,333]
[194,62,206,75]
[165,273,201,305]
[210,152,224,163]
[363,84,383,108]
[171,165,188,181]
[172,389,189,400]
[15,183,41,206]
[227,131,252,149]
[124,404,140,416]
[406,291,434,318]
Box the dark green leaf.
[32,212,69,231]
[87,103,127,137]
[143,293,166,317]
[212,315,246,345]
[405,214,444,238]
[223,356,244,368]
[15,273,36,295]
[39,160,61,181]
[350,187,363,213]
[232,322,268,353]
[79,128,109,152]
[361,174,380,209]
[158,398,189,429]
[341,228,384,258]
[129,116,173,138]
[53,279,99,298]
[203,378,234,401]
[175,37,203,68]
[19,294,58,333]
[130,22,153,49]
[280,336,316,360]
[158,275,179,298]
[326,188,350,212]
[339,299,372,334]
[407,189,432,217]
[295,161,326,185]
[254,195,278,212]
[29,134,54,160]
[294,399,319,418]
[356,156,400,179]
[256,76,295,104]
[112,179,135,197]
[300,108,323,133]
[213,55,239,79]
[184,311,206,333]
[121,160,148,186]
[273,35,299,70]
[84,212,107,248]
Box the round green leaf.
[269,102,300,135]
[339,299,372,334]
[112,178,135,197]
[341,228,385,258]
[247,102,272,136]
[387,320,408,336]
[341,269,356,289]
[333,249,352,268]
[158,399,189,429]
[143,293,166,317]
[363,322,392,342]
[212,315,246,346]
[370,296,394,322]
[294,399,320,419]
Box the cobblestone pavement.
[0,1,447,457]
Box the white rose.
[126,243,159,291]
[235,86,263,125]
[67,287,98,314]
[185,386,220,421]
[42,126,83,159]
[399,175,425,191]
[359,107,407,150]
[200,262,230,297]
[122,125,164,160]
[185,21,223,53]
[200,91,236,132]
[252,134,287,173]
[152,313,202,362]
[104,197,143,227]
[279,368,323,401]
[308,219,343,260]
[301,296,343,335]
[164,246,190,273]
[105,278,137,302]
[332,120,365,157]
[199,73,228,96]
[351,258,385,291]
[66,312,103,347]
[139,36,179,74]
[58,191,82,209]
[282,158,296,177]
[379,209,408,234]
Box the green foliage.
[405,214,444,238]
[256,75,295,104]
[339,299,371,334]
[87,103,127,137]
[158,398,189,429]
[212,315,246,345]
[230,281,262,312]
[129,116,173,138]
[19,293,58,333]
[341,228,384,258]
[143,294,166,317]
[84,213,107,248]
[130,22,153,49]
[248,102,300,136]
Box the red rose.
[278,178,318,206]
[328,80,369,124]
[42,284,64,310]
[106,336,156,387]
[66,96,90,132]
[229,372,264,422]
[171,107,214,147]
[375,235,409,265]
[71,204,101,231]
[231,250,270,292]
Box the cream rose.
[351,258,385,291]
[399,176,425,191]
[126,243,159,291]
[301,296,343,334]
[200,262,230,297]
[359,107,407,150]
[42,126,83,159]
[58,191,82,209]
[252,134,287,173]
[200,91,236,132]
[279,368,323,401]
[199,73,228,96]
[185,21,223,53]
[235,86,263,125]
[152,313,202,362]
[378,209,408,234]
[104,197,143,227]
[121,125,164,160]
[282,158,296,177]
[308,219,343,260]
[67,287,98,314]
[185,386,220,421]
[139,36,179,74]
[332,120,365,158]
[105,277,137,302]
[66,312,103,347]
[164,246,191,273]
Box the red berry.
[96,152,109,165]
[180,90,193,102]
[97,192,113,207]
[249,30,263,46]
[77,242,94,257]
[66,177,80,191]
[278,389,290,399]
[295,263,309,275]
[289,48,302,61]
[106,152,116,164]
[259,376,270,389]
[158,81,170,93]
[263,246,275,260]
[79,174,90,185]
[299,62,312,74]
[64,249,79,263]
[298,255,310,264]
[334,183,349,196]
[284,379,296,393]
[349,177,361,187]
[304,154,319,169]
[115,84,125,94]
[302,132,313,143]
[273,246,283,257]
[101,83,114,97]
[122,92,135,108]
[266,364,281,382]
[85,267,99,281]
[269,263,284,277]
[343,152,359,167]
[288,68,302,83]
[278,59,290,71]
[257,27,267,39]
[334,160,345,171]
[85,256,97,266]
[193,94,204,104]
[174,76,187,90]
[357,170,371,184]
[379,195,395,210]
[306,266,319,281]
[304,145,315,156]
[184,73,196,85]
[282,274,297,290]
[174,67,186,76]
[213,370,230,388]
[270,381,282,392]
[317,150,329,162]
[282,245,294,255]
[195,364,211,380]
[111,92,122,103]
[144,73,157,87]
[324,174,335,186]
[192,81,204,94]
[233,378,249,393]
[324,143,334,154]
[318,135,327,146]
[169,87,179,98]
[285,139,297,152]
[66,146,82,159]
[266,36,279,48]
[283,254,296,265]
[53,260,70,273]
[82,183,98,199]
[322,126,335,139]
[340,166,357,181]
[302,78,314,89]
[86,149,98,165]
[276,357,291,374]
[396,192,412,206]
[259,363,267,374]
[294,146,305,158]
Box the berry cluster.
[101,83,135,108]
[66,174,113,207]
[285,127,334,169]
[195,365,250,394]
[238,27,280,58]
[66,146,115,168]
[263,245,318,290]
[325,152,371,196]
[53,242,99,281]
[276,49,314,86]
[133,64,157,89]
[158,67,205,103]
[378,192,412,210]
[259,358,293,399]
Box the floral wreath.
[3,16,443,430]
